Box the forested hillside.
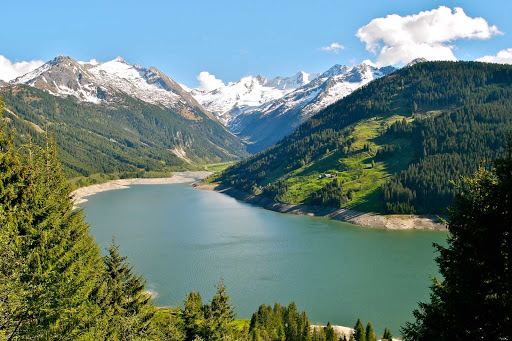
[0,84,248,178]
[215,61,512,215]
[0,107,392,339]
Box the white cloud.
[0,55,44,81]
[320,43,345,54]
[356,6,501,66]
[477,48,512,64]
[197,71,225,91]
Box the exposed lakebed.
[80,182,447,335]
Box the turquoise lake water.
[81,182,447,335]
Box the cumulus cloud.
[0,55,44,81]
[477,48,512,64]
[320,42,345,54]
[197,71,225,91]
[356,6,501,66]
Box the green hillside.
[1,85,248,178]
[215,61,512,215]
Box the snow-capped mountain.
[12,55,208,120]
[226,62,396,153]
[190,71,320,124]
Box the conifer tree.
[102,237,156,339]
[0,105,105,339]
[382,328,392,341]
[285,302,299,341]
[325,322,336,341]
[402,140,512,340]
[183,291,205,341]
[203,279,238,340]
[365,322,376,341]
[299,311,311,341]
[353,319,366,341]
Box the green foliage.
[159,280,242,341]
[0,109,160,339]
[382,328,392,341]
[217,61,512,216]
[1,85,247,178]
[365,322,375,341]
[203,280,238,341]
[354,319,366,341]
[0,117,104,339]
[401,144,512,340]
[249,302,311,341]
[100,237,157,339]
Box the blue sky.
[1,0,511,87]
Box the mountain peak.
[406,58,428,67]
[112,56,127,63]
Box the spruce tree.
[203,279,238,340]
[0,110,105,339]
[299,311,311,341]
[353,319,366,341]
[382,328,392,341]
[402,141,512,340]
[183,291,205,341]
[285,302,299,341]
[365,322,376,341]
[325,322,336,341]
[102,237,156,339]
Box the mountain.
[190,71,320,125]
[12,55,212,120]
[215,61,512,216]
[228,62,396,153]
[2,55,248,177]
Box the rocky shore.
[194,183,447,231]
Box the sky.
[1,0,511,88]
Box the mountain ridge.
[214,61,512,216]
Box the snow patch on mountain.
[11,55,195,111]
[226,62,396,153]
[189,71,320,124]
[87,57,181,107]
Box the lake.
[81,182,447,335]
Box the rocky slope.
[228,62,396,153]
[190,71,320,125]
[3,55,248,177]
[12,55,211,120]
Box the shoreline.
[194,183,447,231]
[71,171,213,207]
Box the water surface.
[81,182,447,335]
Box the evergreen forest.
[216,61,512,215]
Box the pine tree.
[353,319,366,341]
[299,311,311,341]
[285,302,299,341]
[0,109,105,339]
[102,237,156,339]
[365,322,376,341]
[402,140,512,340]
[325,322,336,341]
[382,328,392,341]
[183,291,205,341]
[157,308,186,341]
[203,279,238,340]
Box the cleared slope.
[216,61,512,215]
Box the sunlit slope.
[216,61,512,215]
[1,85,248,178]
